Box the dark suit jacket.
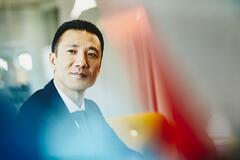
[0,89,17,160]
[18,80,142,160]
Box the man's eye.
[88,52,97,58]
[67,49,77,54]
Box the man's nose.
[74,52,88,68]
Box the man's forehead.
[61,29,98,40]
[59,29,100,46]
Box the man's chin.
[66,78,94,91]
[68,83,91,92]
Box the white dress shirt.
[54,81,85,113]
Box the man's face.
[50,29,102,93]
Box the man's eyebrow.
[66,44,79,48]
[88,46,99,52]
[65,45,100,53]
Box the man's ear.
[49,52,57,70]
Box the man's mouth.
[70,72,88,79]
[79,73,87,78]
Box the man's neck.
[53,79,85,106]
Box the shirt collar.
[54,81,85,113]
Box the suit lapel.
[43,80,70,116]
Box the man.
[18,20,142,160]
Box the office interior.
[0,0,240,159]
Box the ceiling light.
[70,0,97,19]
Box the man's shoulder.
[84,98,97,106]
[18,89,46,114]
[25,89,46,104]
[18,80,55,114]
[84,98,101,112]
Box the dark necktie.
[71,111,89,132]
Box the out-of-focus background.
[0,0,240,159]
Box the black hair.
[51,19,104,55]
